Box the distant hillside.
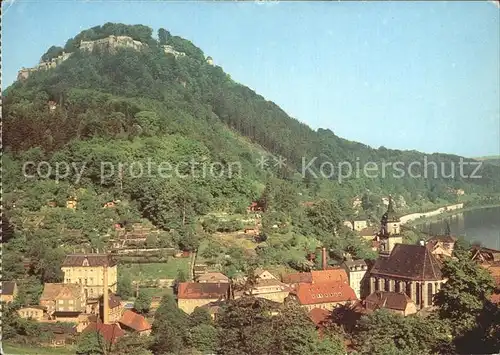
[3,23,500,254]
[474,156,500,167]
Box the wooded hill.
[3,23,499,281]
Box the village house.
[426,235,457,259]
[365,291,417,316]
[289,281,358,311]
[369,243,446,310]
[83,321,125,344]
[471,246,500,287]
[234,269,291,303]
[344,218,369,232]
[40,283,86,318]
[196,272,230,284]
[352,197,362,209]
[284,249,350,290]
[177,282,230,314]
[119,310,152,336]
[17,305,46,321]
[357,226,379,241]
[342,259,369,299]
[247,200,265,213]
[1,281,18,303]
[48,100,57,111]
[61,253,118,299]
[75,314,94,333]
[99,291,123,323]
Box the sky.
[2,0,499,158]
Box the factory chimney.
[103,265,109,324]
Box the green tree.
[117,273,133,298]
[151,294,189,354]
[434,248,496,335]
[189,307,212,327]
[134,290,152,315]
[354,310,452,355]
[76,331,106,355]
[189,324,217,353]
[158,28,170,45]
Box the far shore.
[405,203,500,227]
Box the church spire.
[387,195,395,213]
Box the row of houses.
[2,254,151,346]
[178,197,499,321]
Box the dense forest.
[3,22,500,296]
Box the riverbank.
[399,203,464,225]
[406,203,500,227]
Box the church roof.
[370,244,443,281]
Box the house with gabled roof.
[119,310,152,336]
[234,269,291,303]
[61,253,117,299]
[365,291,417,316]
[288,281,357,311]
[368,243,446,309]
[83,320,125,344]
[1,281,18,303]
[177,282,230,314]
[426,234,457,259]
[40,283,86,318]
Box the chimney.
[103,265,109,324]
[322,248,327,270]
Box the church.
[367,197,447,309]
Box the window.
[58,300,64,304]
[69,300,74,305]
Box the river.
[416,206,500,250]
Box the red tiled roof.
[294,281,357,305]
[84,322,125,344]
[311,269,348,284]
[177,282,230,300]
[308,308,331,326]
[119,310,151,332]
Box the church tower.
[378,196,402,253]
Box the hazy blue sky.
[3,0,499,157]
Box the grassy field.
[3,343,75,355]
[213,232,258,251]
[139,286,174,297]
[119,257,190,281]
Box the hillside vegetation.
[3,22,500,286]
